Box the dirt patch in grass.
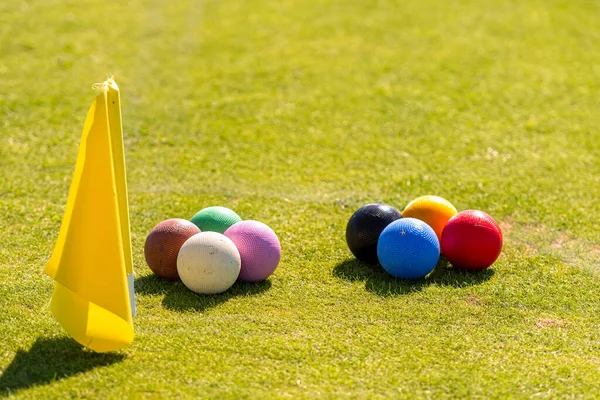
[534,318,568,329]
[501,218,599,275]
[466,294,482,306]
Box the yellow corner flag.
[44,78,135,352]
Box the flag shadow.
[0,337,125,397]
[333,256,494,295]
[134,274,272,312]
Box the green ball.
[190,206,242,234]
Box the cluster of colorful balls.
[345,196,503,279]
[144,206,281,294]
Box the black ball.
[345,203,402,264]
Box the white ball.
[177,232,241,294]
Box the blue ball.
[377,218,440,279]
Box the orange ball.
[401,195,457,243]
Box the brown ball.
[144,218,201,280]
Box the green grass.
[1,0,600,398]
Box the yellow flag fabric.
[44,79,134,352]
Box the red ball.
[144,218,201,279]
[441,210,503,270]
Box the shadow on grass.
[0,337,125,397]
[333,257,494,295]
[134,274,272,312]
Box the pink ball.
[224,220,281,282]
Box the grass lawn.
[1,0,599,398]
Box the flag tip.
[92,77,118,92]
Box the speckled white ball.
[177,232,241,294]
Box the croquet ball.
[190,206,242,233]
[377,218,440,279]
[144,218,201,280]
[224,220,281,282]
[401,195,458,243]
[345,203,402,264]
[177,232,241,294]
[441,210,503,270]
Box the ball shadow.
[134,274,272,312]
[333,256,494,296]
[426,256,495,287]
[333,259,427,295]
[134,273,178,296]
[0,337,125,397]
